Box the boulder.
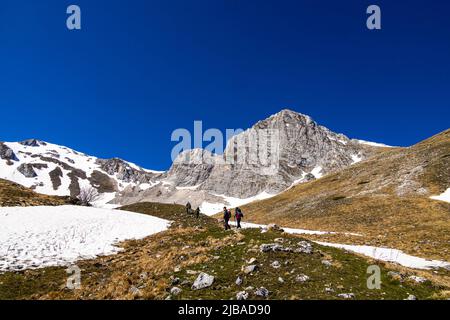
[192,272,215,290]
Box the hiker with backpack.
[186,202,192,214]
[235,207,244,229]
[223,207,231,230]
[195,207,200,219]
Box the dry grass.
[0,178,69,207]
[240,129,450,261]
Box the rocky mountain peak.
[19,139,46,147]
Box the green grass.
[0,202,446,300]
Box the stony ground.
[0,202,448,300]
[239,129,450,262]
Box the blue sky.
[0,0,449,170]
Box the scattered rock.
[236,276,243,286]
[139,272,148,280]
[170,287,182,296]
[321,260,332,267]
[337,293,355,299]
[171,277,180,285]
[129,286,142,297]
[408,275,427,283]
[274,238,285,243]
[295,274,310,283]
[236,291,249,300]
[192,272,215,290]
[271,261,281,269]
[278,277,284,283]
[243,264,258,274]
[295,241,313,254]
[260,243,284,253]
[254,287,270,297]
[247,258,258,264]
[405,294,417,300]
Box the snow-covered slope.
[0,205,171,272]
[0,139,163,206]
[0,110,389,209]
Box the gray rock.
[17,163,37,178]
[235,276,243,286]
[254,287,269,297]
[321,260,333,267]
[170,287,182,295]
[295,241,313,254]
[236,291,249,300]
[271,261,281,269]
[192,272,215,290]
[129,286,142,297]
[405,295,417,300]
[278,277,285,283]
[20,139,45,147]
[337,293,355,299]
[260,243,284,253]
[408,275,427,283]
[0,143,17,161]
[295,274,310,283]
[243,265,258,274]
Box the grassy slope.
[0,178,69,207]
[239,129,450,261]
[0,202,447,300]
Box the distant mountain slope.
[241,129,450,261]
[0,139,163,206]
[0,110,389,208]
[113,109,387,208]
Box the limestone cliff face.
[160,109,379,198]
[0,110,385,208]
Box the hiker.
[223,207,231,230]
[195,207,200,219]
[186,202,192,214]
[235,207,244,229]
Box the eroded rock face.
[96,158,160,184]
[162,109,379,199]
[0,143,17,161]
[17,163,38,178]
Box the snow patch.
[355,139,394,148]
[316,242,450,270]
[430,188,450,203]
[200,192,277,216]
[0,206,171,272]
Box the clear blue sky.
[0,0,449,170]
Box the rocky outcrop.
[0,143,18,162]
[163,109,381,198]
[17,163,38,178]
[96,158,161,184]
[19,139,46,147]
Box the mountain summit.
[0,109,389,209]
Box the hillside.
[0,178,69,207]
[1,202,448,300]
[240,129,450,261]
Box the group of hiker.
[185,202,201,218]
[185,202,245,230]
[223,206,244,230]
